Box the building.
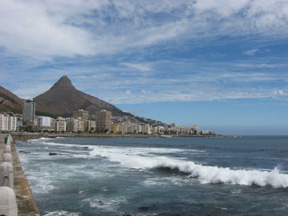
[192,124,201,135]
[0,114,8,131]
[8,115,17,131]
[66,118,85,132]
[177,126,191,135]
[139,123,152,134]
[152,126,166,134]
[110,122,119,133]
[87,120,96,132]
[84,120,96,133]
[0,114,17,132]
[73,109,89,120]
[23,99,36,122]
[96,110,111,132]
[118,123,127,134]
[126,122,138,134]
[55,117,67,132]
[37,116,53,131]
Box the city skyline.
[0,1,287,135]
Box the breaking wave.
[90,146,288,188]
[43,211,80,216]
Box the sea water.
[15,136,288,216]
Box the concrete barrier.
[0,186,18,216]
[3,153,12,164]
[4,145,11,153]
[0,134,40,216]
[0,135,18,215]
[0,162,14,188]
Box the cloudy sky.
[1,0,288,135]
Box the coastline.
[11,132,224,141]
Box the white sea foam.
[89,146,288,188]
[143,176,190,186]
[43,211,80,216]
[44,142,79,147]
[25,170,56,194]
[40,137,53,140]
[85,197,127,212]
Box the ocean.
[15,136,288,216]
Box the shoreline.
[10,132,224,141]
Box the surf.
[89,146,288,188]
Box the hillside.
[0,86,23,113]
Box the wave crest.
[90,147,288,188]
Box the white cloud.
[244,49,259,56]
[273,90,285,96]
[236,63,287,68]
[121,62,152,72]
[1,0,288,60]
[1,0,288,105]
[0,1,95,59]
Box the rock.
[19,151,30,154]
[138,205,156,211]
[48,153,58,156]
[139,206,149,211]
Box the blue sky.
[0,0,287,135]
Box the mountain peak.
[34,75,127,118]
[51,76,75,89]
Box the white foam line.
[89,147,288,188]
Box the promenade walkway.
[0,134,40,216]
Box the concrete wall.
[0,134,40,216]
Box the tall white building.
[8,115,17,131]
[0,114,17,131]
[37,116,52,130]
[0,114,8,131]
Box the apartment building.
[96,110,111,132]
[0,113,17,131]
[55,117,67,132]
[23,99,36,122]
[73,109,89,120]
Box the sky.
[0,0,288,135]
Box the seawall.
[0,134,40,216]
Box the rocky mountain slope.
[34,76,132,118]
[0,86,23,113]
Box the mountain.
[34,76,132,118]
[0,86,23,113]
[0,76,167,126]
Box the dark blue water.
[15,136,288,216]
